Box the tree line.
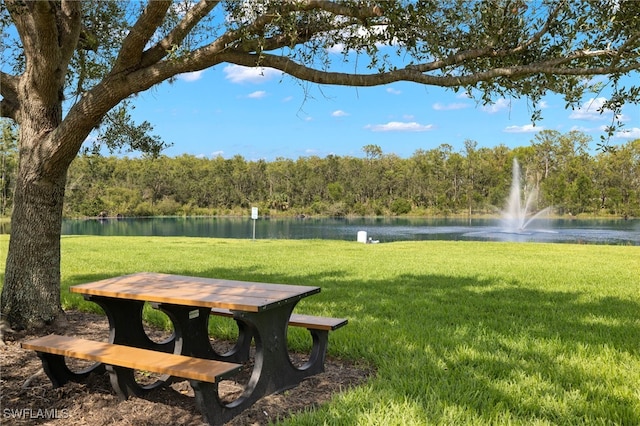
[64,131,640,218]
[1,129,639,220]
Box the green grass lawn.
[1,235,639,425]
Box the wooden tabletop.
[70,272,320,312]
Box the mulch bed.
[1,311,372,425]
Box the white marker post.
[251,207,258,240]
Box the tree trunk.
[1,135,67,329]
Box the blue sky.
[127,64,640,161]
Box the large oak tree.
[1,0,639,329]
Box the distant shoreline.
[1,211,636,224]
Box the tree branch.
[0,101,17,121]
[26,1,61,70]
[297,0,384,20]
[4,0,72,120]
[111,0,172,74]
[216,48,640,90]
[0,72,18,102]
[5,1,55,77]
[408,1,566,73]
[235,21,320,53]
[0,71,19,120]
[513,1,565,53]
[57,1,82,80]
[140,0,220,68]
[211,1,383,54]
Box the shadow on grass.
[63,267,640,423]
[334,272,640,423]
[190,267,639,423]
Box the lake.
[38,216,640,245]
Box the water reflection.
[40,217,639,245]
[1,217,637,245]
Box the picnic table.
[22,272,347,425]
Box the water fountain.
[500,158,552,233]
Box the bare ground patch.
[1,311,372,425]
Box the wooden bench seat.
[207,308,347,370]
[209,308,348,331]
[22,334,242,399]
[22,335,241,383]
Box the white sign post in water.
[251,207,258,240]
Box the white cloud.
[618,113,630,122]
[386,87,402,95]
[282,96,294,102]
[504,124,543,133]
[247,90,267,99]
[211,151,224,157]
[366,121,434,132]
[482,98,510,114]
[433,102,470,111]
[331,110,349,117]
[615,127,640,139]
[178,70,204,82]
[223,64,282,84]
[569,97,612,121]
[326,43,344,54]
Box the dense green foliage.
[58,131,639,218]
[2,129,639,220]
[2,235,638,424]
